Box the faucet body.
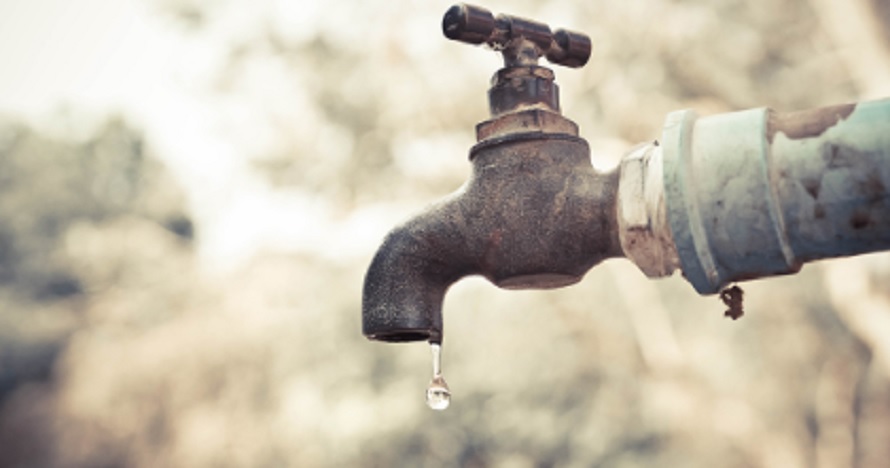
[363,81,620,343]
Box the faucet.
[363,4,890,344]
[363,4,614,343]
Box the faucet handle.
[442,3,592,68]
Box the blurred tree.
[0,116,194,466]
[0,118,192,303]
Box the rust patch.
[860,173,886,203]
[814,204,826,219]
[850,209,872,229]
[476,108,578,141]
[802,177,821,199]
[720,285,744,320]
[767,102,856,143]
[826,144,855,169]
[481,229,504,270]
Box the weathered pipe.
[363,118,621,343]
[619,98,890,293]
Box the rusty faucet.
[363,4,890,345]
[363,4,617,343]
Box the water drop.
[426,375,451,410]
[426,342,451,410]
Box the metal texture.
[659,98,890,293]
[362,5,621,342]
[616,142,680,277]
[442,3,591,68]
[363,6,613,342]
[487,66,560,117]
[362,130,621,343]
[476,108,578,141]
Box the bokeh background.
[1,0,889,466]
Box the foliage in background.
[0,118,193,466]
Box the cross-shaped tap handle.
[442,3,592,68]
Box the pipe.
[618,98,890,294]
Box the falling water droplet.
[426,342,451,410]
[426,375,451,410]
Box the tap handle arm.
[442,3,591,68]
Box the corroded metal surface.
[442,3,591,68]
[488,66,560,116]
[363,132,621,343]
[362,4,612,343]
[772,100,890,261]
[616,142,679,277]
[660,99,890,294]
[475,108,577,140]
[766,102,856,143]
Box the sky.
[0,0,164,120]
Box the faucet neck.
[476,65,576,143]
[488,65,559,117]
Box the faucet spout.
[362,199,472,343]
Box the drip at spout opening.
[426,342,451,410]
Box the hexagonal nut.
[617,143,679,278]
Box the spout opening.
[367,329,434,343]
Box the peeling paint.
[662,98,890,294]
[802,177,821,198]
[767,103,856,143]
[850,210,872,229]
